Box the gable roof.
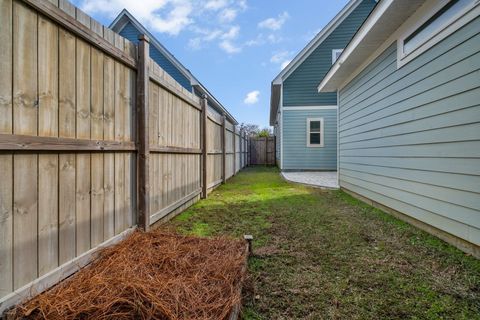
[272,0,368,85]
[269,0,373,125]
[110,10,238,124]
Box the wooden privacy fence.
[0,0,248,312]
[249,136,276,165]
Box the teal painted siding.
[282,109,337,170]
[283,0,376,106]
[338,17,480,246]
[119,22,192,91]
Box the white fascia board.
[272,0,362,84]
[318,0,395,92]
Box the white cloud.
[190,25,241,52]
[219,40,241,54]
[270,50,289,64]
[258,11,289,31]
[244,90,260,104]
[205,0,228,11]
[221,25,240,39]
[80,0,193,36]
[270,51,292,70]
[219,8,237,23]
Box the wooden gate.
[249,136,275,165]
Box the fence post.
[239,129,243,169]
[233,125,236,175]
[274,135,276,167]
[201,95,208,199]
[222,114,226,184]
[137,34,150,231]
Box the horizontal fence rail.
[0,0,249,313]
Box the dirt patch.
[9,230,248,320]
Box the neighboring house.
[318,0,480,256]
[270,0,377,170]
[110,10,237,125]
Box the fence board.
[13,154,38,289]
[59,29,76,138]
[13,1,37,136]
[0,0,13,297]
[38,154,58,276]
[0,155,13,296]
[59,154,76,264]
[0,0,12,135]
[38,16,58,137]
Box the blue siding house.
[110,10,237,124]
[270,0,377,170]
[318,0,480,257]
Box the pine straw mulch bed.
[9,230,248,320]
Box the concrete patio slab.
[281,171,339,189]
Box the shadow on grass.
[168,167,480,320]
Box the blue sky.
[72,0,350,128]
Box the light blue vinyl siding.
[338,17,480,246]
[119,22,192,91]
[282,109,337,170]
[275,123,280,161]
[283,0,376,107]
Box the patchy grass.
[169,167,480,320]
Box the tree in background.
[239,123,272,137]
[257,128,272,137]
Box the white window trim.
[397,0,480,68]
[332,49,344,64]
[306,118,324,148]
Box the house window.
[332,49,343,64]
[398,0,478,66]
[307,118,324,147]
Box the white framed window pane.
[310,120,321,132]
[310,133,321,144]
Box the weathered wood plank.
[0,0,13,296]
[91,47,104,246]
[38,16,58,137]
[59,28,76,138]
[103,55,115,141]
[38,154,58,276]
[91,47,104,141]
[0,154,13,297]
[13,154,37,289]
[137,36,150,229]
[76,153,91,255]
[13,1,37,136]
[91,153,104,247]
[103,153,115,240]
[149,146,202,154]
[58,159,76,263]
[23,0,136,68]
[76,38,91,140]
[0,0,12,135]
[114,153,125,234]
[37,16,61,274]
[201,96,207,198]
[0,134,136,151]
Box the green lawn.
[169,166,480,319]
